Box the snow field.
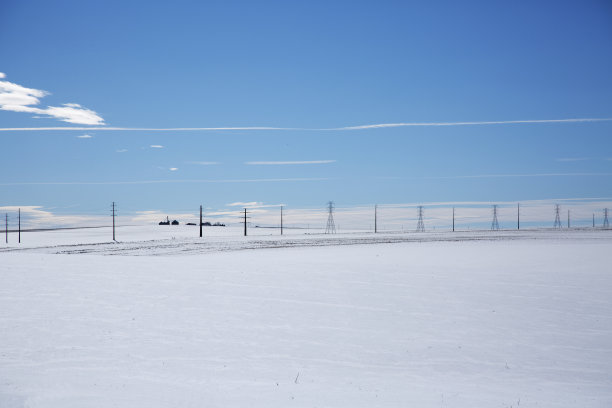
[1,233,612,407]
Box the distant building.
[171,220,179,225]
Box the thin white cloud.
[0,72,104,125]
[150,145,164,148]
[0,177,330,186]
[116,149,128,153]
[422,172,612,179]
[169,168,178,171]
[186,161,220,165]
[77,134,93,139]
[1,118,611,132]
[227,201,262,207]
[246,160,336,165]
[334,118,612,130]
[556,157,589,162]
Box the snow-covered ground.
[1,228,611,407]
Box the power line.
[416,206,425,232]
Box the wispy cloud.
[1,118,610,132]
[555,157,589,162]
[76,134,93,139]
[169,168,178,171]
[422,172,612,179]
[116,149,128,153]
[227,201,262,207]
[0,72,104,125]
[334,118,612,130]
[186,161,220,165]
[150,145,164,148]
[246,160,336,165]
[0,177,330,186]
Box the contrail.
[0,118,610,132]
[0,177,330,186]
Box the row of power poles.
[3,209,21,244]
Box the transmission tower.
[491,205,500,230]
[604,208,610,229]
[416,206,425,232]
[553,204,562,229]
[325,201,336,234]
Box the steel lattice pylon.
[416,206,425,232]
[553,204,562,229]
[325,201,336,234]
[491,205,500,230]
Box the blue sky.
[1,0,611,228]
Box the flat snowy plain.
[1,226,611,407]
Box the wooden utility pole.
[18,208,21,243]
[112,202,116,241]
[244,208,248,236]
[374,205,378,233]
[452,207,455,232]
[593,213,595,228]
[5,213,7,244]
[517,203,520,230]
[200,205,203,238]
[280,206,284,236]
[567,210,570,229]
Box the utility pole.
[200,205,203,238]
[604,208,609,229]
[280,206,284,236]
[517,203,520,230]
[5,213,7,244]
[593,213,595,228]
[567,210,570,229]
[452,207,455,232]
[244,208,248,236]
[18,208,21,243]
[374,205,378,233]
[111,202,116,241]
